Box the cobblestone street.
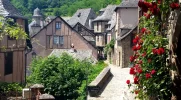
[87,64,135,100]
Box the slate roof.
[93,5,117,22]
[107,12,116,30]
[67,8,96,28]
[115,0,138,11]
[0,0,26,19]
[49,49,97,62]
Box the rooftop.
[0,0,26,19]
[67,8,96,28]
[115,0,138,11]
[93,5,117,22]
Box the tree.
[0,16,27,40]
[27,53,91,99]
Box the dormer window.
[56,22,61,30]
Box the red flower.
[158,0,162,4]
[133,36,140,44]
[130,67,136,75]
[145,73,151,79]
[132,45,137,51]
[170,3,180,9]
[130,56,135,62]
[138,68,143,74]
[133,38,138,44]
[159,47,165,54]
[126,80,130,84]
[138,60,142,64]
[151,70,156,75]
[135,90,139,94]
[138,39,143,45]
[152,48,157,54]
[142,52,146,57]
[150,2,160,15]
[157,48,164,55]
[141,28,147,33]
[144,13,151,19]
[148,59,151,63]
[134,76,139,84]
[136,45,141,50]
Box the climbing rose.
[138,60,142,64]
[141,28,147,33]
[130,67,136,75]
[170,3,180,9]
[134,76,139,84]
[130,56,135,62]
[132,45,137,51]
[150,2,160,15]
[142,52,146,57]
[126,80,130,84]
[144,13,151,19]
[135,90,139,94]
[138,68,143,74]
[138,39,143,45]
[151,70,156,75]
[133,38,138,44]
[136,45,141,50]
[152,48,157,54]
[159,48,164,54]
[158,0,162,4]
[145,73,151,79]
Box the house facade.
[93,5,117,59]
[0,0,30,83]
[113,0,139,67]
[73,22,96,46]
[27,16,98,66]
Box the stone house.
[92,5,117,59]
[0,0,31,83]
[27,16,98,67]
[67,8,97,30]
[73,22,96,46]
[113,0,139,67]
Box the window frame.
[4,52,13,75]
[53,35,64,45]
[55,22,61,30]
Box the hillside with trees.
[10,0,121,20]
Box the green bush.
[27,53,92,99]
[0,82,23,96]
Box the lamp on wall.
[31,51,36,58]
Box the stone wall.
[167,8,181,100]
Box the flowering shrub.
[126,0,180,99]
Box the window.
[53,36,59,44]
[56,22,61,30]
[97,36,99,42]
[53,36,64,45]
[59,36,64,45]
[4,52,13,75]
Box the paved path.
[87,64,135,100]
